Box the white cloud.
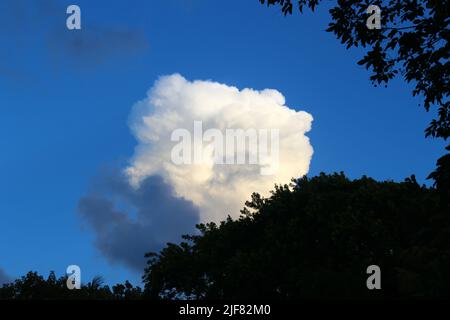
[126,74,313,222]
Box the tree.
[143,173,450,298]
[0,271,142,300]
[259,0,449,140]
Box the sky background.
[0,0,445,286]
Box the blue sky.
[0,0,445,286]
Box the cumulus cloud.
[79,74,313,269]
[78,171,199,271]
[126,74,314,222]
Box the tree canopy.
[143,173,450,299]
[0,271,142,300]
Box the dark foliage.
[260,0,449,140]
[143,173,450,299]
[0,271,142,300]
[428,144,450,200]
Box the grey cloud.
[0,0,149,80]
[78,171,200,271]
[0,268,12,286]
[47,27,149,67]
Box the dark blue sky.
[0,0,445,285]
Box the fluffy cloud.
[79,74,313,270]
[126,74,313,222]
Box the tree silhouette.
[143,173,450,299]
[0,271,142,300]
